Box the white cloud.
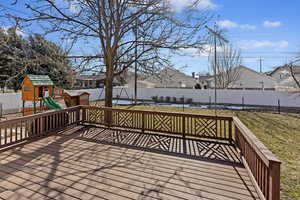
[179,45,222,57]
[167,0,218,12]
[217,20,256,30]
[239,24,256,30]
[237,40,289,50]
[217,20,238,28]
[263,20,282,28]
[196,0,218,10]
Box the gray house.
[209,66,277,90]
[74,73,121,89]
[144,68,197,88]
[74,74,105,89]
[231,66,277,90]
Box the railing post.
[229,119,233,144]
[182,116,186,139]
[82,107,86,123]
[142,112,145,133]
[269,161,281,200]
[105,109,112,127]
[76,107,80,124]
[234,124,242,155]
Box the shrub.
[159,96,164,102]
[172,97,177,103]
[151,96,158,103]
[180,97,184,103]
[165,96,171,103]
[186,98,193,104]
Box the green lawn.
[116,105,300,200]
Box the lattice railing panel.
[114,111,134,128]
[88,109,105,123]
[194,118,217,137]
[153,114,173,132]
[83,106,232,141]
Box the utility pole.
[205,25,228,115]
[259,57,263,73]
[134,18,138,104]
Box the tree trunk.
[105,75,113,107]
[104,57,114,124]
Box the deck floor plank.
[0,126,259,200]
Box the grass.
[115,105,300,200]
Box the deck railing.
[233,117,281,200]
[0,106,281,200]
[81,106,233,142]
[0,106,81,148]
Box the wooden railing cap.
[233,116,281,165]
[81,105,233,120]
[0,106,81,127]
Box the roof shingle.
[27,74,54,86]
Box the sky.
[172,0,300,75]
[1,0,300,76]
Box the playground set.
[21,74,76,116]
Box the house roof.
[269,65,300,76]
[64,90,90,97]
[237,65,276,80]
[76,74,105,81]
[75,73,121,84]
[27,74,54,86]
[144,68,196,88]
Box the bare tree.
[288,59,300,88]
[210,45,241,88]
[9,0,211,109]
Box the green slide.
[42,97,62,110]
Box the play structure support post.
[33,88,36,114]
[22,101,25,116]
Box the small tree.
[210,45,241,88]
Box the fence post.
[182,96,185,112]
[278,99,281,114]
[268,160,281,200]
[242,97,245,111]
[209,96,211,108]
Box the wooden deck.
[0,125,259,200]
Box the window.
[23,86,32,92]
